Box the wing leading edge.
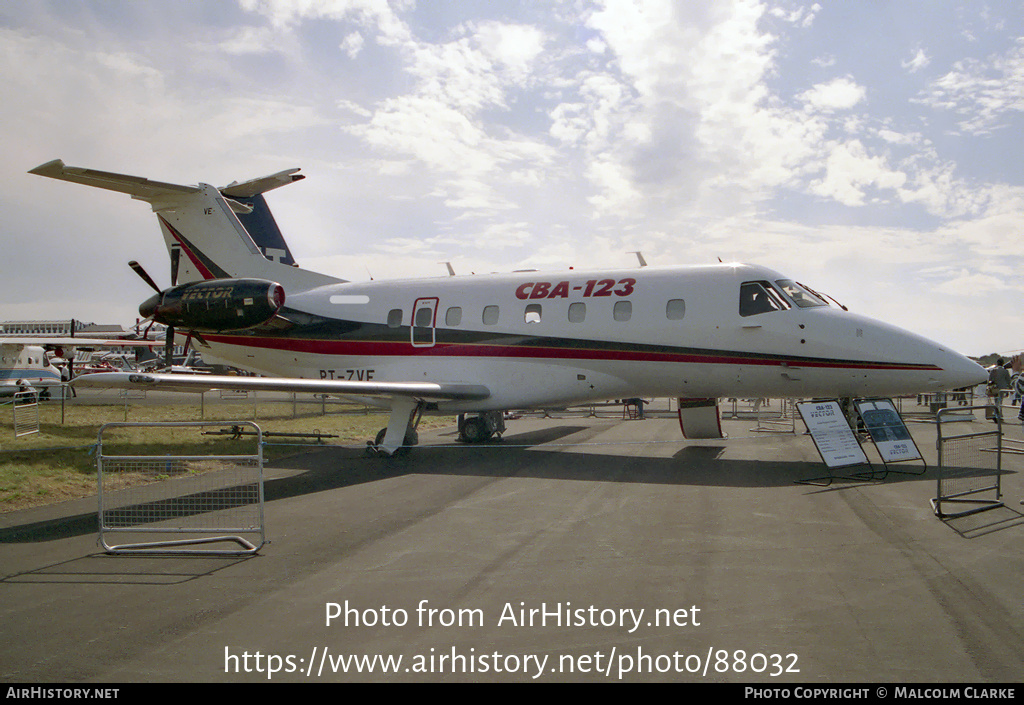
[71,371,491,403]
[0,337,163,348]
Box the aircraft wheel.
[373,427,418,455]
[461,417,490,443]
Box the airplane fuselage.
[195,262,978,412]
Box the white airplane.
[0,342,64,397]
[0,336,159,398]
[29,159,987,453]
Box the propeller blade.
[164,326,175,369]
[170,246,181,286]
[129,260,162,294]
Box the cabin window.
[739,282,787,317]
[483,305,500,325]
[387,309,403,328]
[415,307,433,328]
[524,304,542,324]
[666,299,686,320]
[568,302,586,323]
[445,307,462,326]
[613,301,632,322]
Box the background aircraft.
[0,336,160,398]
[29,160,987,453]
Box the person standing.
[987,359,1011,422]
[989,358,1011,395]
[1015,371,1024,423]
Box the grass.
[0,395,455,512]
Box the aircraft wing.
[71,371,491,403]
[0,337,163,348]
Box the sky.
[1,0,1021,357]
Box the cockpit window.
[740,281,788,317]
[775,280,829,308]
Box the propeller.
[128,258,180,369]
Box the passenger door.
[411,297,438,348]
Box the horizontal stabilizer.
[28,160,198,201]
[72,371,491,403]
[221,169,304,198]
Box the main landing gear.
[366,398,423,457]
[366,404,507,457]
[370,426,418,457]
[458,411,506,444]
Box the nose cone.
[935,350,988,390]
[839,311,988,395]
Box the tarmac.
[2,399,1023,683]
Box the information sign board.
[797,401,868,469]
[855,398,922,464]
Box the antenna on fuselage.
[440,262,456,276]
[628,251,647,267]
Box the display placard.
[797,401,868,469]
[854,398,922,464]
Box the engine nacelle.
[140,278,285,332]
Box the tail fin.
[221,169,303,267]
[29,160,343,291]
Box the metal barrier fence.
[13,390,40,438]
[96,421,265,554]
[754,398,796,434]
[933,406,1003,518]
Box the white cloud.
[932,270,1012,296]
[798,76,866,112]
[810,140,906,206]
[473,21,545,79]
[876,128,919,146]
[916,37,1024,134]
[340,31,364,58]
[902,47,930,73]
[768,2,821,28]
[218,25,280,55]
[238,0,412,43]
[338,17,554,217]
[586,156,642,214]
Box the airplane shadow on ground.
[0,422,1004,543]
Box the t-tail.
[28,159,341,293]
